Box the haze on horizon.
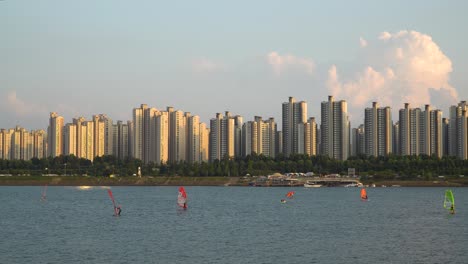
[1,0,467,130]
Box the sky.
[1,0,468,130]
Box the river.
[0,186,466,263]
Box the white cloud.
[327,30,458,122]
[267,51,315,75]
[359,37,368,48]
[2,91,47,117]
[379,31,392,40]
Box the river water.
[0,186,466,264]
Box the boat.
[444,189,455,214]
[178,186,187,209]
[107,189,121,216]
[360,188,368,200]
[304,181,322,188]
[344,182,364,187]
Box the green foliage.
[0,154,467,178]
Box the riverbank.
[0,176,248,186]
[0,176,467,187]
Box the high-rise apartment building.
[64,123,77,156]
[48,112,64,157]
[93,116,105,158]
[127,120,134,160]
[73,117,86,158]
[364,102,392,157]
[398,103,421,155]
[113,121,129,160]
[282,97,307,156]
[186,113,200,163]
[352,125,365,156]
[199,123,210,162]
[399,103,411,156]
[10,127,22,160]
[321,96,350,160]
[0,127,43,160]
[393,122,400,156]
[442,118,449,157]
[132,104,146,160]
[210,112,240,161]
[276,131,283,156]
[97,114,114,156]
[242,116,277,157]
[82,121,94,160]
[399,103,442,157]
[0,129,14,160]
[364,102,378,157]
[169,110,186,162]
[32,130,46,159]
[221,111,235,159]
[298,117,317,156]
[448,101,468,159]
[242,121,254,157]
[144,107,159,164]
[234,115,243,158]
[429,108,443,158]
[154,111,169,164]
[304,117,317,156]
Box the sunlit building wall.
[64,123,77,156]
[199,123,210,162]
[48,112,64,157]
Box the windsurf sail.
[360,188,368,200]
[286,191,295,198]
[444,189,455,212]
[178,186,187,209]
[107,189,119,215]
[41,184,47,201]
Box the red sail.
[107,189,115,204]
[178,187,187,208]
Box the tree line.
[0,153,467,180]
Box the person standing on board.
[450,205,455,214]
[114,205,122,216]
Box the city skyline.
[2,1,468,129]
[0,96,464,131]
[1,97,466,162]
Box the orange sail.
[360,188,368,200]
[286,191,295,198]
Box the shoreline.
[0,176,467,187]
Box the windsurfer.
[183,202,187,209]
[450,205,455,214]
[281,199,286,203]
[114,206,122,216]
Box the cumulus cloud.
[327,30,458,122]
[359,37,368,48]
[2,91,47,117]
[267,51,315,75]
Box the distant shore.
[0,176,467,187]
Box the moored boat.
[304,181,322,188]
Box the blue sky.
[1,0,467,129]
